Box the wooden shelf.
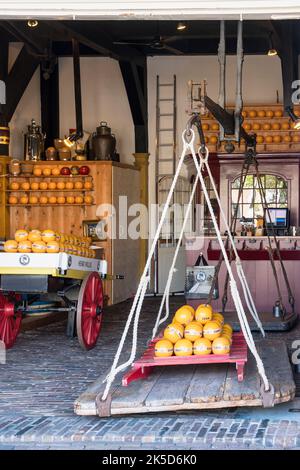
[8,174,93,179]
[203,129,297,134]
[6,189,94,193]
[7,204,95,207]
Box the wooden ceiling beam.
[44,21,145,65]
[5,45,40,122]
[119,59,148,153]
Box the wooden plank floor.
[75,339,296,417]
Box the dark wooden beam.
[5,46,39,122]
[119,60,148,153]
[271,21,298,111]
[40,61,59,148]
[45,21,145,65]
[0,32,9,155]
[1,21,46,57]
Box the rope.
[203,159,264,335]
[102,127,270,401]
[152,166,202,339]
[189,133,269,391]
[101,131,193,401]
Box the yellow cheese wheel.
[28,230,42,242]
[174,305,194,325]
[18,240,32,253]
[212,313,224,327]
[43,168,52,176]
[154,339,174,357]
[184,321,203,342]
[193,337,212,355]
[174,339,193,356]
[32,241,47,253]
[203,320,222,340]
[222,323,233,335]
[164,322,184,344]
[10,182,20,190]
[29,196,38,205]
[195,304,213,324]
[21,182,30,191]
[8,195,18,204]
[4,240,18,252]
[15,229,28,242]
[46,241,60,253]
[48,182,57,190]
[212,336,231,355]
[41,229,56,242]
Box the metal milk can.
[92,121,116,160]
[24,119,45,161]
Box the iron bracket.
[95,393,112,418]
[260,382,275,408]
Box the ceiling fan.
[113,35,184,55]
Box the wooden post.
[0,156,10,240]
[133,152,149,275]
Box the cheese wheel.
[15,229,28,242]
[41,229,56,242]
[195,304,213,324]
[174,339,193,356]
[46,241,60,253]
[18,240,32,253]
[28,230,42,242]
[203,321,222,340]
[154,339,174,357]
[32,241,47,253]
[174,305,194,326]
[184,321,203,342]
[193,337,212,355]
[212,336,231,355]
[164,322,184,344]
[4,240,18,252]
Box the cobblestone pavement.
[0,297,300,450]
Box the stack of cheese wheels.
[154,304,233,357]
[3,229,95,258]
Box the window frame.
[229,172,290,226]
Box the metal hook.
[182,128,195,146]
[197,146,209,163]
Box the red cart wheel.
[0,293,22,349]
[76,272,104,350]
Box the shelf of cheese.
[201,104,300,153]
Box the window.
[231,174,288,225]
[197,175,218,235]
[158,176,191,243]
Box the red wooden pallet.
[122,332,248,386]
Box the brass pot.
[58,147,71,161]
[45,147,57,161]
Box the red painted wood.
[122,333,247,386]
[77,272,103,350]
[0,293,22,349]
[207,244,300,261]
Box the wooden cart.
[0,252,105,350]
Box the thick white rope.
[189,135,269,391]
[152,167,201,339]
[101,133,192,401]
[203,160,264,336]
